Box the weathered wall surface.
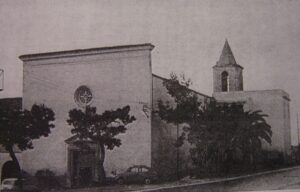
[21,44,154,176]
[213,90,291,155]
[152,75,211,178]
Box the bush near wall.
[189,149,289,179]
[34,169,65,190]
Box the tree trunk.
[6,145,22,190]
[96,142,106,184]
[242,150,251,171]
[176,124,179,180]
[97,143,106,185]
[6,146,20,171]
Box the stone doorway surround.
[65,135,97,187]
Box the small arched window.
[221,71,229,92]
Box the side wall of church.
[213,90,291,156]
[151,75,210,179]
[21,45,153,176]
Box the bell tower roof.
[213,39,244,92]
[215,39,243,69]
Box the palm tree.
[233,110,272,168]
[187,102,272,174]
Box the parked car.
[1,178,40,192]
[115,165,158,185]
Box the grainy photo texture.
[0,1,300,191]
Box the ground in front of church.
[42,166,300,192]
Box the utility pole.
[297,113,299,146]
[297,113,300,163]
[176,124,179,180]
[0,69,3,91]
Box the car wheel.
[144,178,151,185]
[117,178,125,185]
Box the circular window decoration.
[74,85,93,107]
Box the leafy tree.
[0,104,55,179]
[67,106,136,184]
[158,73,201,125]
[158,73,272,176]
[157,73,203,179]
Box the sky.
[0,0,300,144]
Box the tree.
[158,73,201,125]
[67,106,135,184]
[234,110,272,168]
[158,73,272,176]
[157,73,203,179]
[0,104,55,179]
[187,101,272,174]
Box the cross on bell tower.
[213,40,244,93]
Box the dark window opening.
[221,71,229,92]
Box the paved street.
[49,166,300,192]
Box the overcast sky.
[0,0,300,144]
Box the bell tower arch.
[213,40,243,93]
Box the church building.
[20,44,155,186]
[0,40,291,186]
[213,40,291,156]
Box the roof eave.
[19,43,155,62]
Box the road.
[49,166,300,192]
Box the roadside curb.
[134,166,300,192]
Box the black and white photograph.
[1,1,300,191]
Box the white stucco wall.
[21,44,154,176]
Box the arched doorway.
[1,161,20,181]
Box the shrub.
[35,169,62,190]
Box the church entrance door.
[79,167,92,186]
[65,135,97,187]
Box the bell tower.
[213,40,243,93]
